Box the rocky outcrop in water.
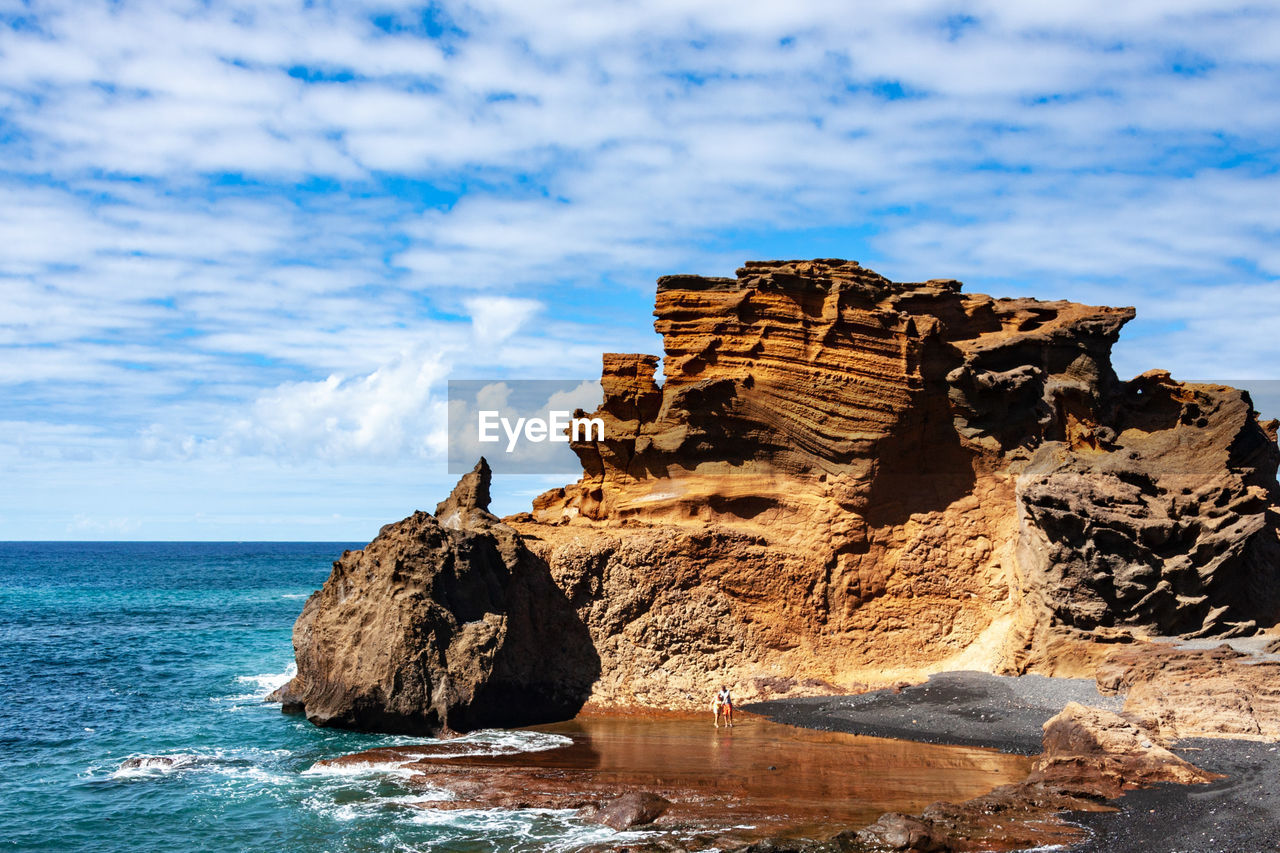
[271,459,599,734]
[517,259,1280,706]
[582,791,672,830]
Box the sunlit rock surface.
[517,259,1280,706]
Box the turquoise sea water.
[0,542,619,853]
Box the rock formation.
[1096,643,1280,741]
[280,259,1280,727]
[841,700,1223,853]
[582,791,672,831]
[271,459,599,734]
[513,259,1280,706]
[1028,701,1221,794]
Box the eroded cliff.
[514,259,1280,706]
[282,259,1280,724]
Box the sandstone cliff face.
[273,459,599,733]
[280,259,1279,725]
[516,259,1280,706]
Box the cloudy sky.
[2,0,1278,539]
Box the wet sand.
[322,713,1031,847]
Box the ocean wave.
[303,729,573,778]
[105,746,294,781]
[301,758,422,779]
[306,786,458,821]
[109,753,201,779]
[381,792,458,806]
[404,807,660,851]
[307,797,662,852]
[406,729,572,759]
[236,663,296,697]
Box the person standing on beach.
[714,685,734,728]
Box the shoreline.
[742,671,1124,756]
[312,712,1031,850]
[744,669,1280,853]
[1064,737,1280,852]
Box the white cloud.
[67,514,143,536]
[1,0,1278,536]
[464,295,542,343]
[213,348,451,462]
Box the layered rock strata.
[519,259,1280,705]
[283,259,1280,723]
[1096,642,1280,741]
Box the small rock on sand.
[582,791,672,830]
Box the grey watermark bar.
[447,379,605,475]
[446,377,1277,477]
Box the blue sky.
[2,0,1279,540]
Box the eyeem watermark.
[448,379,605,474]
[477,409,604,452]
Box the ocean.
[0,541,1035,853]
[0,542,619,853]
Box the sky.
[2,0,1279,540]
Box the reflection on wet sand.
[319,713,1031,847]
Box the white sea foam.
[404,807,659,851]
[380,792,457,806]
[301,759,420,779]
[236,662,296,697]
[109,753,200,779]
[312,786,458,822]
[106,746,293,781]
[411,729,573,759]
[302,729,572,778]
[281,593,307,599]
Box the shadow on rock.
[270,457,601,735]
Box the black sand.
[743,671,1123,755]
[1065,738,1280,853]
[745,671,1280,853]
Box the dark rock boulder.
[270,458,600,734]
[853,813,949,851]
[581,791,672,830]
[119,755,178,771]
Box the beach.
[748,671,1280,852]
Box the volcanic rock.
[119,755,178,770]
[1028,701,1221,797]
[833,699,1222,853]
[853,813,949,851]
[513,259,1280,706]
[582,791,672,830]
[1096,642,1280,741]
[279,259,1280,727]
[271,458,600,734]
